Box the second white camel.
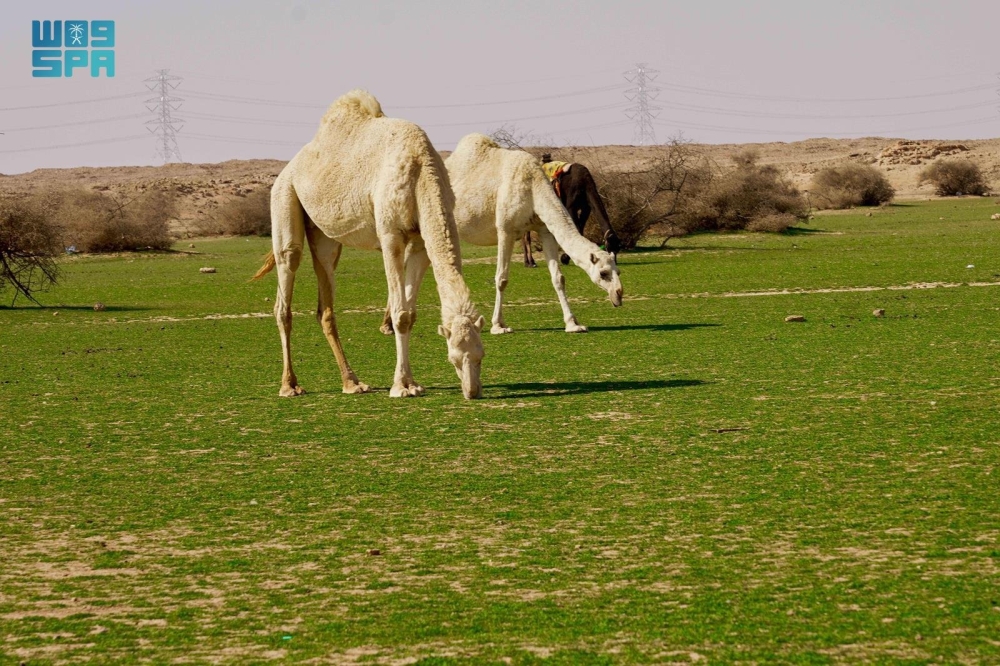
[384,133,622,336]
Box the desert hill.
[2,138,998,236]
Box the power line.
[0,92,144,112]
[0,114,144,133]
[144,69,184,163]
[654,115,998,138]
[653,98,999,121]
[0,134,147,154]
[658,81,998,104]
[183,132,303,147]
[183,90,327,109]
[181,84,630,111]
[624,63,660,145]
[389,84,627,110]
[420,102,628,128]
[183,111,315,127]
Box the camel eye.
[599,271,611,280]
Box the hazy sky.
[1,0,998,174]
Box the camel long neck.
[416,167,475,322]
[532,175,604,263]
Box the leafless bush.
[591,138,707,249]
[680,151,808,233]
[919,159,989,196]
[219,188,271,236]
[488,124,553,151]
[191,188,272,237]
[810,163,895,209]
[59,188,176,252]
[0,193,62,304]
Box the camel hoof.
[490,325,513,335]
[565,323,589,333]
[524,261,537,268]
[390,383,425,398]
[379,323,394,336]
[343,381,371,395]
[279,385,306,397]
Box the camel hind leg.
[306,223,371,395]
[271,173,307,396]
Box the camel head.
[438,314,486,399]
[584,250,623,307]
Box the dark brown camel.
[524,156,621,267]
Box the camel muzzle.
[610,288,623,307]
[461,363,483,400]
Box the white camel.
[253,90,485,399]
[382,133,622,336]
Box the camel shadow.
[588,322,720,332]
[487,378,706,399]
[520,323,719,333]
[0,304,152,312]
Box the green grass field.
[2,198,1000,663]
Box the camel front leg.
[539,227,587,333]
[380,232,424,397]
[378,238,430,336]
[379,301,393,335]
[306,224,370,395]
[491,230,516,334]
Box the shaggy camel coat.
[255,90,484,399]
[447,134,623,334]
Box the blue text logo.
[32,20,115,78]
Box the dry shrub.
[487,124,553,151]
[0,192,62,304]
[919,159,989,196]
[218,188,271,236]
[59,188,176,252]
[192,188,272,237]
[810,163,895,209]
[593,139,707,249]
[745,214,798,233]
[680,150,808,233]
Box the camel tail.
[251,251,276,281]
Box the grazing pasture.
[2,199,999,663]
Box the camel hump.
[456,133,498,152]
[332,89,384,118]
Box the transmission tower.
[144,69,184,163]
[623,63,661,146]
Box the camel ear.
[590,253,598,264]
[438,324,451,340]
[474,315,485,331]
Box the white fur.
[268,90,484,399]
[447,134,623,334]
